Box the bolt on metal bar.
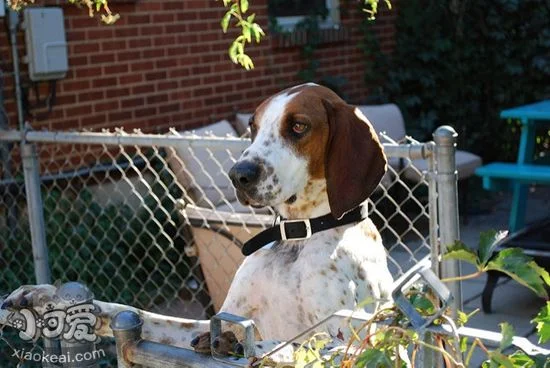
[110,310,246,368]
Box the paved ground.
[458,186,550,366]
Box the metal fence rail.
[0,126,459,367]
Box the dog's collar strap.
[242,205,366,256]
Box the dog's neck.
[276,179,331,219]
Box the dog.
[1,83,393,363]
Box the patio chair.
[167,120,273,311]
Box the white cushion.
[391,150,482,182]
[171,120,241,207]
[234,113,253,136]
[356,104,407,142]
[216,201,274,216]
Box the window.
[268,0,340,30]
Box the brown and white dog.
[2,83,393,361]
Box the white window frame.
[274,0,341,30]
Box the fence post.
[21,141,60,367]
[21,142,51,284]
[111,311,143,368]
[57,282,99,367]
[433,126,462,316]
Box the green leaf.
[499,322,514,351]
[443,241,479,266]
[478,230,507,265]
[242,25,252,43]
[532,302,550,344]
[486,248,550,299]
[507,351,537,367]
[355,348,393,368]
[251,23,265,43]
[409,293,435,315]
[459,336,468,353]
[221,11,232,32]
[228,41,239,64]
[240,0,248,13]
[237,53,254,70]
[488,351,515,368]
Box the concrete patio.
[459,185,550,365]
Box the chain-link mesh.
[0,129,433,367]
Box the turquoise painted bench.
[476,163,550,191]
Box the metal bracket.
[392,261,453,331]
[211,312,256,360]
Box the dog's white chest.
[220,225,392,341]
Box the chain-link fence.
[0,127,456,367]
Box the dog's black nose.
[229,161,261,189]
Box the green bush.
[0,163,193,311]
[364,0,550,162]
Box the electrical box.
[24,7,68,81]
[0,1,5,18]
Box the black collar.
[241,205,367,256]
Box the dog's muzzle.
[229,160,262,192]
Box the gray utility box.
[24,7,68,81]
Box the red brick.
[106,88,130,99]
[128,14,151,24]
[57,95,77,105]
[131,62,155,72]
[160,103,180,113]
[63,80,90,92]
[66,105,92,116]
[119,74,143,85]
[158,81,178,91]
[128,38,152,48]
[146,94,168,105]
[131,84,154,95]
[117,51,141,62]
[152,13,175,23]
[109,111,133,121]
[81,114,107,126]
[121,97,145,109]
[102,40,127,51]
[73,43,100,54]
[90,53,116,64]
[103,64,129,75]
[144,49,165,58]
[95,100,119,111]
[93,77,117,88]
[134,107,157,117]
[193,87,212,97]
[78,91,104,103]
[66,30,86,42]
[145,71,167,81]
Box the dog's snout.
[229,161,262,189]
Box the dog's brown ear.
[323,100,387,219]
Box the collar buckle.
[279,219,312,241]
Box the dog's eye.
[292,122,308,135]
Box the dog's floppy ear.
[323,99,387,219]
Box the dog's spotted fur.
[2,83,393,362]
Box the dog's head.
[229,83,387,219]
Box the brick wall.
[0,0,397,132]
